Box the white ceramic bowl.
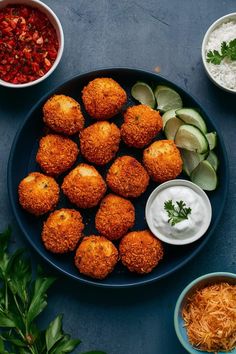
[174,272,236,354]
[202,13,236,94]
[0,0,64,88]
[145,179,212,245]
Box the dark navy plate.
[7,68,229,288]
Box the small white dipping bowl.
[0,0,64,88]
[174,272,236,354]
[202,13,236,94]
[145,179,212,245]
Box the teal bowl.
[174,272,236,354]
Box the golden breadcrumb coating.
[95,194,135,240]
[143,140,183,182]
[43,94,84,135]
[42,208,84,253]
[106,156,149,198]
[75,235,118,279]
[36,134,79,176]
[80,121,120,165]
[62,163,107,208]
[18,172,59,216]
[121,104,163,148]
[82,77,127,120]
[119,230,164,274]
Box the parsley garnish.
[0,227,106,354]
[207,38,236,64]
[164,200,192,226]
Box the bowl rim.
[174,271,236,354]
[0,0,64,88]
[201,12,236,94]
[145,179,212,245]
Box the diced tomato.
[0,4,59,84]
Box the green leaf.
[49,335,81,353]
[229,38,236,60]
[19,348,31,354]
[164,199,192,226]
[0,338,10,354]
[207,38,236,64]
[0,310,17,328]
[46,315,64,352]
[0,287,5,308]
[0,254,10,279]
[7,250,31,303]
[0,227,11,256]
[0,332,26,348]
[0,227,12,279]
[29,325,47,353]
[27,276,56,325]
[206,49,223,64]
[221,41,228,56]
[0,228,96,354]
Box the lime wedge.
[176,108,207,134]
[180,149,207,176]
[206,132,217,150]
[190,160,217,191]
[131,82,156,108]
[206,150,219,171]
[164,117,184,140]
[162,109,176,128]
[175,124,209,154]
[154,85,183,112]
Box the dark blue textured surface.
[0,1,236,353]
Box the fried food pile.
[18,77,183,280]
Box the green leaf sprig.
[207,38,236,64]
[0,227,106,354]
[164,200,192,226]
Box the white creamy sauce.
[150,186,208,240]
[205,21,236,90]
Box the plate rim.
[7,67,229,288]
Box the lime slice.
[175,124,209,154]
[164,117,184,140]
[206,132,217,150]
[190,160,218,191]
[131,82,156,108]
[154,85,183,112]
[176,108,207,134]
[206,150,219,171]
[162,109,176,128]
[180,149,207,176]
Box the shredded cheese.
[182,282,236,353]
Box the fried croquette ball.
[121,104,163,148]
[75,235,118,279]
[18,172,59,216]
[82,77,127,120]
[43,94,84,135]
[95,194,135,240]
[143,140,183,182]
[80,121,120,165]
[62,164,106,208]
[42,208,84,253]
[36,134,79,176]
[119,230,164,274]
[106,156,149,198]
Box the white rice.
[205,21,236,90]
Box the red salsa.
[0,4,59,84]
